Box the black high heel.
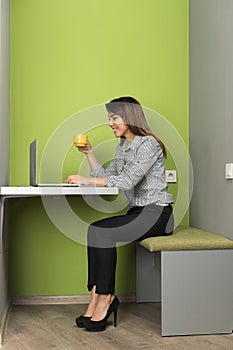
[75,315,91,328]
[85,296,120,332]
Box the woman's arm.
[86,149,98,171]
[68,141,106,185]
[76,141,98,171]
[79,140,119,178]
[67,139,118,186]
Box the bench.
[136,226,233,336]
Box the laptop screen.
[30,139,38,186]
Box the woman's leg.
[87,205,174,294]
[87,212,140,296]
[84,244,116,320]
[84,213,137,320]
[84,204,174,320]
[87,245,117,295]
[83,235,118,318]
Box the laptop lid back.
[30,139,38,186]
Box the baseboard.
[0,299,11,347]
[11,292,136,306]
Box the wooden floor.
[2,302,233,350]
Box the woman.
[66,96,174,332]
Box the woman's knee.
[87,223,106,247]
[87,223,115,248]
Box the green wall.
[9,0,189,296]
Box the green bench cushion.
[140,226,233,252]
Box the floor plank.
[2,302,233,350]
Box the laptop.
[30,139,80,187]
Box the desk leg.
[0,196,10,347]
[0,197,5,254]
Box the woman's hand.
[66,174,90,185]
[76,141,92,154]
[65,174,107,187]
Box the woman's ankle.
[83,289,99,317]
[90,294,113,321]
[84,300,98,317]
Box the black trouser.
[87,203,174,294]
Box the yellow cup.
[73,134,88,147]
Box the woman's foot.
[85,295,120,332]
[75,285,99,327]
[90,294,114,321]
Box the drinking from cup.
[74,134,88,147]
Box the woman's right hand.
[76,141,92,154]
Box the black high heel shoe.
[75,315,91,328]
[85,296,120,332]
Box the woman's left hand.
[66,174,90,185]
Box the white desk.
[0,186,119,253]
[0,185,118,196]
[0,185,118,344]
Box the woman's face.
[108,112,134,139]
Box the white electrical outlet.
[165,170,177,183]
[225,163,233,179]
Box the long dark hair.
[105,96,167,158]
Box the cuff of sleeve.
[105,177,115,187]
